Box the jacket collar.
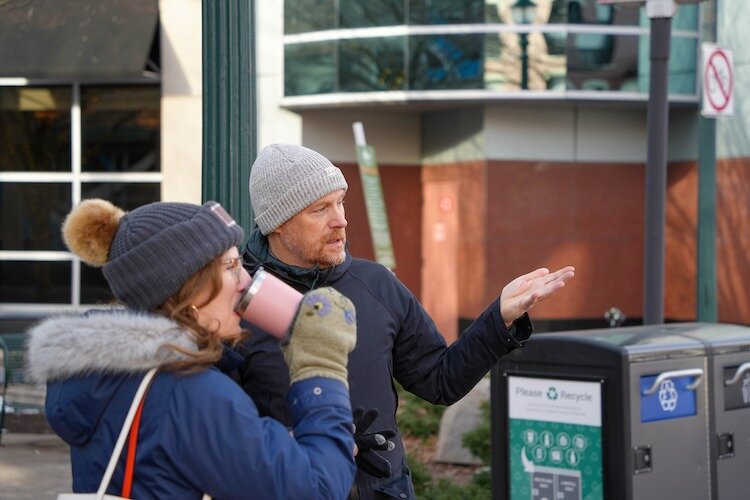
[244,227,350,290]
[26,309,199,383]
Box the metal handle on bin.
[642,368,704,396]
[725,362,750,386]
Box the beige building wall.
[256,0,303,148]
[160,0,203,203]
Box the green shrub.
[397,381,493,499]
[461,400,491,465]
[395,382,446,438]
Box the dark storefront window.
[0,83,160,307]
[0,87,71,172]
[81,86,160,173]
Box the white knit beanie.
[249,144,348,235]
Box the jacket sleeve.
[163,371,355,499]
[388,274,532,406]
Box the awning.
[0,0,158,79]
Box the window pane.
[81,86,160,173]
[668,37,697,95]
[410,35,484,90]
[0,87,71,172]
[485,32,567,91]
[285,42,337,96]
[285,0,336,34]
[340,0,404,28]
[0,183,70,251]
[81,182,160,211]
[0,261,71,304]
[409,0,484,25]
[81,265,116,306]
[340,37,405,92]
[567,34,635,91]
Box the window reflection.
[0,182,70,251]
[81,86,160,173]
[281,0,699,97]
[0,87,71,172]
[285,42,337,96]
[340,37,405,92]
[284,0,336,34]
[409,0,483,25]
[340,0,403,28]
[410,35,484,90]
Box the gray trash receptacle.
[679,324,750,500]
[490,323,730,500]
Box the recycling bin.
[678,324,750,499]
[490,323,721,500]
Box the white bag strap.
[95,368,158,500]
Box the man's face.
[271,189,347,269]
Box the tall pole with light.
[511,0,537,90]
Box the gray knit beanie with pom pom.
[62,199,244,310]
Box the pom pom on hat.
[62,199,124,267]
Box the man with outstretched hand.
[237,143,575,499]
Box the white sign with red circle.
[702,44,734,117]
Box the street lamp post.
[511,0,537,90]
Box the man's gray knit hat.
[62,199,244,310]
[249,143,348,235]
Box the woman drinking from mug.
[27,199,357,499]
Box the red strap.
[121,389,147,498]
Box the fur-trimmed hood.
[27,309,198,383]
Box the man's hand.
[352,406,396,478]
[500,266,575,327]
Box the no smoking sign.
[702,43,734,117]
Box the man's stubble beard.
[280,228,346,269]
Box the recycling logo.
[546,387,558,400]
[658,380,679,411]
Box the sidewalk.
[0,432,71,499]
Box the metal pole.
[643,0,675,325]
[202,0,257,233]
[697,0,718,322]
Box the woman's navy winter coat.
[27,310,356,499]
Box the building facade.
[1,0,748,340]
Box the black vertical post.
[202,0,257,235]
[520,32,530,90]
[643,14,672,325]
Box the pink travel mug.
[235,267,304,339]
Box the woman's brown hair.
[153,256,250,373]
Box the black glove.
[352,406,396,479]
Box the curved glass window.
[283,0,700,100]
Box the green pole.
[202,0,257,238]
[697,0,717,322]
